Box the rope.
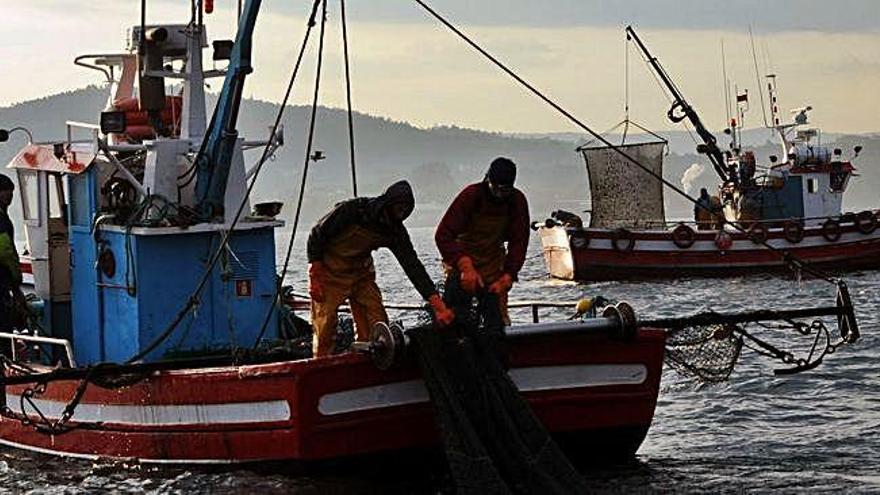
[411,0,840,286]
[125,0,325,364]
[252,0,328,347]
[341,0,358,197]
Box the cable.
[252,0,328,347]
[410,0,839,286]
[126,0,325,364]
[341,0,358,197]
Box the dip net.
[407,284,588,494]
[663,324,743,384]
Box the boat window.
[17,170,40,226]
[48,173,67,220]
[807,178,818,194]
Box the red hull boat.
[540,213,880,281]
[1,329,665,463]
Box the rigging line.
[624,32,630,122]
[252,0,329,348]
[636,46,701,147]
[126,0,325,364]
[340,0,358,197]
[411,0,839,286]
[749,26,770,128]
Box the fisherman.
[739,151,757,187]
[307,180,455,357]
[0,174,24,353]
[694,187,714,230]
[435,157,530,324]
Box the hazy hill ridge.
[1,87,877,228]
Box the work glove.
[428,294,455,327]
[456,256,484,294]
[308,262,327,303]
[488,273,513,295]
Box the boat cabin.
[4,21,284,366]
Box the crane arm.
[626,26,730,182]
[193,0,262,219]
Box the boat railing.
[65,120,100,148]
[0,331,77,368]
[287,290,576,324]
[548,210,879,233]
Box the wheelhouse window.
[807,178,818,194]
[17,170,40,226]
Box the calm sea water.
[2,228,878,493]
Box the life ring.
[671,223,696,249]
[783,220,804,244]
[611,228,635,253]
[748,223,768,244]
[855,210,878,234]
[821,218,842,242]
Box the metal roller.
[354,302,638,370]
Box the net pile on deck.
[407,287,588,494]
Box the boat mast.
[625,26,730,182]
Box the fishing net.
[407,281,588,494]
[663,324,743,384]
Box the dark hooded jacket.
[307,181,436,299]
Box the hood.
[367,180,415,225]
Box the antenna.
[721,40,733,135]
[749,26,770,128]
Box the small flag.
[737,92,749,103]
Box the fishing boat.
[0,4,859,470]
[537,27,880,282]
[0,1,668,464]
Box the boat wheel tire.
[821,218,842,242]
[611,228,636,253]
[856,210,878,234]
[783,221,805,244]
[671,224,696,249]
[748,223,768,244]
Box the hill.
[1,87,877,230]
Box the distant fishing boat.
[537,27,880,281]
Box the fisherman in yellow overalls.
[307,180,455,357]
[435,158,531,324]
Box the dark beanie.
[0,174,14,192]
[487,157,516,186]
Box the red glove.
[488,273,513,295]
[429,294,455,327]
[456,256,484,294]
[308,262,327,303]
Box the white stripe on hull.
[318,364,648,416]
[4,395,291,426]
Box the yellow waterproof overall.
[311,225,389,357]
[450,207,511,324]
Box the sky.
[0,0,878,134]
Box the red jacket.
[435,182,530,280]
